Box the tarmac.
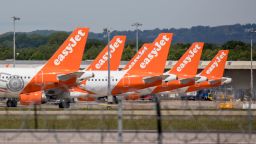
[0,130,255,144]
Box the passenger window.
[116,79,118,81]
[91,79,93,81]
[105,79,107,81]
[98,79,100,81]
[95,79,97,81]
[102,79,104,81]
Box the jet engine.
[19,91,47,105]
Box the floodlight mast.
[132,22,142,52]
[12,16,20,68]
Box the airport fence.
[0,90,256,144]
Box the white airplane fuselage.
[79,70,163,98]
[0,67,39,98]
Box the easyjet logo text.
[206,51,226,75]
[127,46,148,70]
[140,35,170,69]
[95,38,123,69]
[54,30,86,66]
[176,44,202,72]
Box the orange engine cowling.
[19,91,47,105]
[126,94,140,100]
[78,96,95,101]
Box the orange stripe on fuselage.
[112,72,163,94]
[186,81,221,92]
[152,77,195,94]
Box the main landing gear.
[58,99,70,108]
[6,99,18,107]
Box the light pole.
[11,16,20,68]
[246,28,256,101]
[246,28,256,137]
[104,28,123,143]
[103,28,111,101]
[131,22,142,52]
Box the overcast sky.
[0,0,256,33]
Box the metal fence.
[0,90,255,144]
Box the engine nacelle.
[19,91,47,105]
[126,94,140,100]
[78,97,95,101]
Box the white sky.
[0,0,256,33]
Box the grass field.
[0,115,255,132]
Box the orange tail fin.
[200,50,229,79]
[123,43,151,70]
[41,27,89,72]
[127,33,173,74]
[169,42,204,76]
[86,36,126,71]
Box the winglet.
[86,36,126,71]
[169,42,204,76]
[41,27,89,72]
[200,50,229,79]
[127,33,173,74]
[123,43,151,70]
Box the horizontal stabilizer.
[195,76,208,83]
[162,74,177,83]
[143,76,163,84]
[179,78,195,85]
[221,77,232,84]
[77,72,95,82]
[208,79,222,85]
[57,71,84,81]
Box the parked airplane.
[123,49,231,100]
[0,27,90,107]
[180,50,231,93]
[78,33,177,99]
[76,36,126,102]
[120,42,206,99]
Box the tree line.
[0,31,255,61]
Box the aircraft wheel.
[6,99,17,107]
[12,100,17,107]
[6,100,12,107]
[113,96,118,104]
[59,99,70,109]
